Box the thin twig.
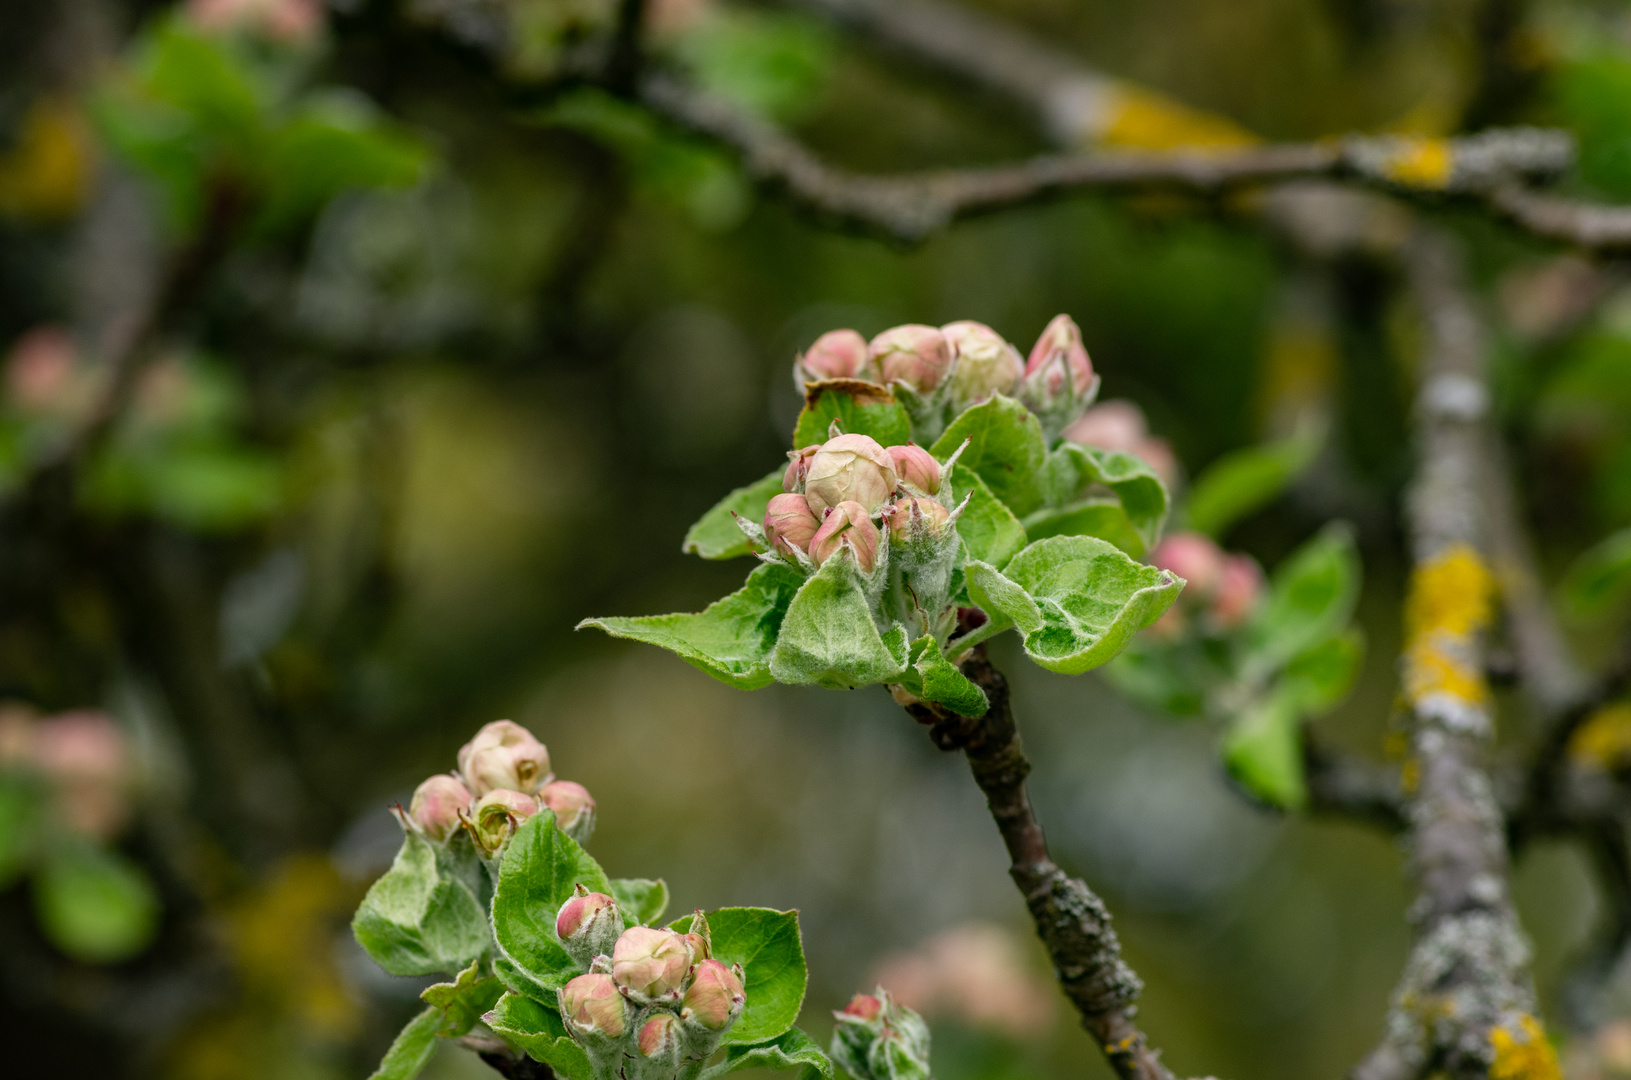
[1304,736,1408,832]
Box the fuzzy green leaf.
[794,381,911,448]
[610,878,670,926]
[683,469,785,560]
[353,830,489,977]
[1223,692,1306,810]
[945,465,1028,570]
[1047,444,1170,551]
[422,961,507,1038]
[931,396,1046,516]
[769,556,906,689]
[1185,431,1321,540]
[670,908,807,1045]
[579,563,805,690]
[1243,523,1360,673]
[1001,536,1183,674]
[1280,628,1365,713]
[1023,498,1145,557]
[962,560,1041,635]
[704,1027,833,1080]
[485,992,594,1080]
[366,1007,446,1080]
[491,812,612,992]
[903,637,988,717]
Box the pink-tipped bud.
[469,788,539,854]
[810,501,881,573]
[764,493,821,558]
[943,321,1023,411]
[539,779,596,844]
[1063,400,1147,453]
[883,496,952,546]
[1150,532,1225,599]
[804,434,899,516]
[840,994,883,1022]
[457,720,551,796]
[409,774,472,842]
[870,325,952,392]
[682,932,710,962]
[799,329,872,382]
[186,0,323,43]
[1025,314,1094,397]
[1211,554,1264,629]
[783,445,821,493]
[32,710,131,840]
[682,959,746,1030]
[560,972,630,1038]
[888,444,941,496]
[638,1012,684,1060]
[557,886,621,965]
[6,327,79,415]
[612,926,694,1001]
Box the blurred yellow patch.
[1380,137,1454,190]
[1568,703,1631,772]
[1492,1014,1562,1080]
[0,98,92,222]
[1402,545,1494,709]
[1100,85,1258,152]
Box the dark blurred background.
[4,0,1631,1078]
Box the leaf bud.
[557,885,622,966]
[764,493,821,558]
[870,325,952,392]
[469,788,538,855]
[1024,314,1094,398]
[882,497,952,546]
[682,959,746,1031]
[638,1012,685,1062]
[810,501,881,573]
[1211,554,1264,629]
[782,444,821,493]
[612,926,694,1002]
[943,321,1023,413]
[798,329,873,383]
[804,434,899,516]
[457,720,551,796]
[887,444,941,496]
[539,779,597,845]
[1150,531,1224,598]
[560,972,630,1039]
[409,774,472,842]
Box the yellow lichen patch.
[1381,137,1455,190]
[0,98,92,222]
[1401,756,1420,794]
[1099,84,1259,151]
[1402,545,1495,710]
[1567,703,1631,772]
[1491,1014,1562,1080]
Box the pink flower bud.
[1211,554,1264,629]
[458,720,551,796]
[682,959,746,1030]
[539,779,596,844]
[186,0,322,43]
[409,774,472,841]
[1150,532,1225,598]
[638,1012,684,1060]
[612,926,694,1000]
[1063,400,1147,453]
[783,445,821,493]
[470,788,538,854]
[1025,314,1094,397]
[882,496,952,546]
[840,994,883,1022]
[943,321,1023,411]
[557,885,622,965]
[682,932,710,962]
[810,501,881,573]
[799,329,873,382]
[33,710,131,840]
[764,493,821,558]
[870,325,952,392]
[560,972,630,1038]
[6,327,79,415]
[804,434,899,516]
[887,444,941,496]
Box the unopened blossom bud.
[888,444,941,495]
[870,325,952,392]
[1025,314,1094,397]
[557,885,622,965]
[840,994,883,1022]
[799,329,873,382]
[943,321,1022,411]
[638,1012,684,1061]
[186,0,323,43]
[764,493,821,558]
[1150,532,1224,598]
[682,959,746,1030]
[458,720,551,796]
[409,774,472,841]
[683,932,710,962]
[804,434,899,516]
[783,445,820,493]
[1211,554,1264,629]
[1064,400,1145,452]
[470,789,538,854]
[539,780,597,844]
[33,711,132,839]
[612,926,694,1001]
[810,501,881,573]
[883,497,952,546]
[560,972,630,1038]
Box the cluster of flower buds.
[557,908,746,1080]
[830,989,933,1080]
[404,720,596,856]
[184,0,323,42]
[1147,531,1264,638]
[0,705,135,840]
[1062,399,1179,488]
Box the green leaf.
[579,563,805,690]
[683,469,785,560]
[484,992,594,1080]
[33,845,160,964]
[0,774,41,886]
[1185,431,1321,540]
[1222,692,1306,810]
[422,961,507,1038]
[366,1007,446,1080]
[353,830,489,978]
[930,396,1046,516]
[769,556,906,689]
[1001,536,1184,674]
[946,465,1028,570]
[703,1027,834,1080]
[1047,444,1170,551]
[1023,498,1145,557]
[670,908,807,1045]
[1244,523,1361,673]
[793,381,911,449]
[491,812,612,992]
[963,560,1042,636]
[610,878,670,926]
[1562,527,1631,619]
[1280,628,1364,713]
[903,637,989,717]
[258,93,427,233]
